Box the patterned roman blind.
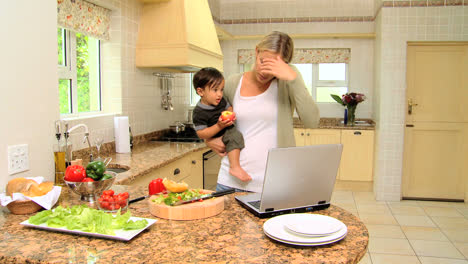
[57,0,111,41]
[238,48,351,64]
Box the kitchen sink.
[106,165,130,173]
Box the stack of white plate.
[263,213,347,246]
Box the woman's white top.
[217,76,278,193]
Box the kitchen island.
[0,186,368,264]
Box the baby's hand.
[217,116,234,129]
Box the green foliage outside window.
[58,28,100,114]
[58,80,71,114]
[76,32,91,112]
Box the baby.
[192,67,251,182]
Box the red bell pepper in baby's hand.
[148,178,166,195]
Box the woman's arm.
[205,137,227,156]
[260,57,319,128]
[286,65,320,128]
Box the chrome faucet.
[67,124,93,162]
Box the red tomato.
[101,195,111,201]
[99,190,128,211]
[100,201,110,209]
[64,165,87,182]
[220,111,235,122]
[82,177,94,182]
[102,190,114,196]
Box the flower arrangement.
[330,92,366,126]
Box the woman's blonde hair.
[256,31,294,63]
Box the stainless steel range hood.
[136,0,223,72]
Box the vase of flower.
[344,108,348,125]
[331,92,366,126]
[347,104,356,126]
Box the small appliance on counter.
[151,121,202,143]
[152,126,203,143]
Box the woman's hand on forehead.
[259,56,296,81]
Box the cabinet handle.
[306,133,310,136]
[354,131,362,135]
[191,160,196,164]
[174,168,180,175]
[300,133,304,136]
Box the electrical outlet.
[8,144,29,175]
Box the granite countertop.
[102,141,208,186]
[0,186,369,264]
[294,118,375,130]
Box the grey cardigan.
[223,66,320,147]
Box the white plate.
[263,214,347,244]
[284,227,342,237]
[20,216,157,241]
[284,213,343,236]
[264,229,347,246]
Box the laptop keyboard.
[248,200,261,209]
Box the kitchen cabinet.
[339,130,374,181]
[294,128,374,181]
[294,129,341,146]
[129,149,204,189]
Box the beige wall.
[0,1,59,187]
[373,5,468,201]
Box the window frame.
[58,28,103,117]
[311,63,349,103]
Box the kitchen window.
[57,27,101,115]
[189,73,201,107]
[241,63,348,103]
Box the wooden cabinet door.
[339,130,374,181]
[402,123,467,200]
[129,150,204,189]
[304,129,341,146]
[183,151,203,189]
[294,129,306,147]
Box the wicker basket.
[6,200,43,215]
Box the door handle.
[408,99,418,115]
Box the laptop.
[235,144,343,218]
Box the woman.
[207,31,320,193]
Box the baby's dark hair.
[193,67,224,92]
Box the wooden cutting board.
[148,190,224,220]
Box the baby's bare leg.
[228,149,252,182]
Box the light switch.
[7,144,29,175]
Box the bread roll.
[6,178,54,197]
[162,178,188,193]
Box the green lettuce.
[27,205,148,236]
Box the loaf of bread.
[162,178,188,193]
[6,178,54,197]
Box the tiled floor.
[332,181,468,264]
